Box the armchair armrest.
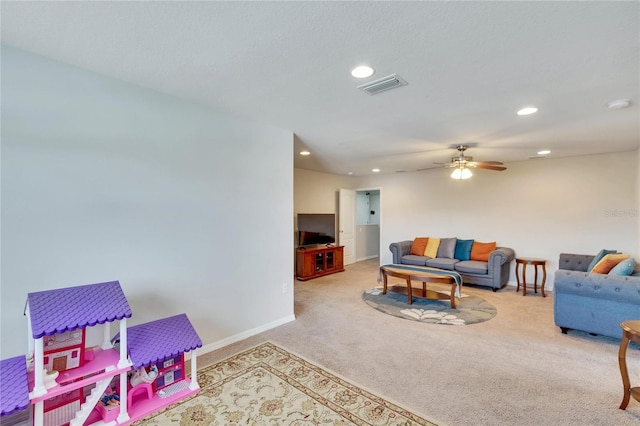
[389,240,413,264]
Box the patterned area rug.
[136,342,438,425]
[362,286,497,325]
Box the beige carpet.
[198,258,640,426]
[137,342,436,425]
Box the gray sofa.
[554,253,640,339]
[389,240,515,291]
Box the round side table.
[515,257,547,297]
[619,320,640,409]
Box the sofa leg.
[492,288,498,292]
[560,327,569,334]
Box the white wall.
[356,225,380,261]
[294,168,352,215]
[1,46,294,358]
[352,151,639,289]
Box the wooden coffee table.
[380,265,458,308]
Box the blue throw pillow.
[588,249,617,272]
[454,239,474,261]
[609,257,636,276]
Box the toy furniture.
[0,280,202,426]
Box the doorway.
[355,190,380,262]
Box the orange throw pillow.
[409,238,429,256]
[591,253,630,274]
[470,241,497,262]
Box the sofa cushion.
[609,257,636,276]
[424,238,440,258]
[455,260,488,275]
[470,241,496,261]
[409,238,429,255]
[454,239,474,261]
[400,255,428,266]
[426,258,459,271]
[592,253,630,274]
[587,249,617,272]
[436,237,457,259]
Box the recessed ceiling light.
[607,99,631,110]
[347,172,353,175]
[299,150,311,156]
[517,107,538,116]
[537,150,551,155]
[351,65,375,79]
[371,168,380,173]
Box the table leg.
[541,264,547,297]
[515,261,521,292]
[534,265,538,294]
[382,271,388,295]
[619,332,632,409]
[449,283,457,309]
[422,282,426,297]
[522,263,528,296]
[406,277,413,305]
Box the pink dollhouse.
[0,280,202,426]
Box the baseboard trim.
[356,255,379,262]
[187,314,296,359]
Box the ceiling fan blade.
[474,163,507,171]
[478,160,504,165]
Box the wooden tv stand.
[296,245,345,281]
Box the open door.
[339,188,356,265]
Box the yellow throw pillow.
[409,238,429,256]
[591,253,630,274]
[470,241,497,262]
[423,238,440,258]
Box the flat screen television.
[297,213,336,247]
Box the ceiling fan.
[439,145,507,179]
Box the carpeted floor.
[138,342,437,425]
[197,258,640,426]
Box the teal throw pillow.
[454,239,474,261]
[608,257,636,276]
[588,249,617,272]
[436,237,457,259]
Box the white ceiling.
[2,1,639,176]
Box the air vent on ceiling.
[357,74,408,95]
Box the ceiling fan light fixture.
[451,167,472,180]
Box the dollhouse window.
[71,350,78,358]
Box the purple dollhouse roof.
[125,314,202,370]
[27,281,132,339]
[0,355,29,416]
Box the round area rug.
[362,287,497,325]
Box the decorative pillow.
[424,238,440,258]
[608,257,637,276]
[470,241,497,262]
[409,238,429,256]
[436,237,457,259]
[587,249,617,272]
[454,239,474,261]
[591,253,630,274]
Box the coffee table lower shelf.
[387,285,455,306]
